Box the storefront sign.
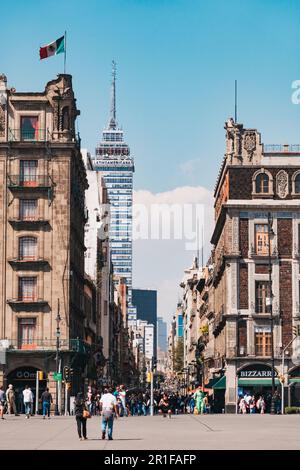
[238,364,278,378]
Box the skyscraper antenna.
[196,223,200,266]
[235,79,238,123]
[109,60,117,129]
[202,224,204,268]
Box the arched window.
[295,174,300,193]
[255,173,269,193]
[19,236,37,260]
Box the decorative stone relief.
[232,216,239,254]
[276,170,289,199]
[0,104,5,137]
[244,132,256,161]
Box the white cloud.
[132,185,214,326]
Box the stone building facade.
[0,73,90,405]
[205,118,300,412]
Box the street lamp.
[267,212,276,414]
[55,299,61,416]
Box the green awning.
[204,377,221,389]
[213,376,226,389]
[238,378,280,386]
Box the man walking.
[41,387,53,419]
[6,384,18,416]
[100,387,118,440]
[23,385,33,419]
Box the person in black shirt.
[75,392,88,440]
[41,388,53,419]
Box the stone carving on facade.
[244,132,256,161]
[0,74,7,138]
[232,216,239,254]
[276,170,289,199]
[0,104,5,137]
[45,74,79,140]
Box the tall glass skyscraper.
[93,62,135,306]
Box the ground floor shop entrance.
[237,363,280,413]
[6,366,47,414]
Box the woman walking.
[75,392,88,441]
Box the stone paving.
[0,414,299,450]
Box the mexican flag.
[39,35,65,60]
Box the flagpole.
[64,30,67,74]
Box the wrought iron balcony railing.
[264,144,300,153]
[7,175,52,189]
[8,128,50,142]
[5,338,92,354]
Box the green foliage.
[174,338,184,372]
[284,407,300,414]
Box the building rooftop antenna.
[235,79,238,123]
[108,60,117,130]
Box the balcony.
[264,144,300,153]
[8,128,49,143]
[249,243,278,259]
[8,218,50,230]
[7,175,52,191]
[7,298,49,311]
[5,338,92,353]
[213,310,226,336]
[8,257,50,270]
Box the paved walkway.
[0,414,299,450]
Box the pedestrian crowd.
[237,391,282,414]
[0,384,53,419]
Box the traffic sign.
[53,372,62,382]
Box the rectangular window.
[255,329,271,356]
[21,116,39,141]
[18,277,37,301]
[19,237,37,260]
[255,224,269,255]
[19,199,37,220]
[20,160,38,186]
[255,281,271,313]
[18,318,36,350]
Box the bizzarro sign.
[238,364,278,378]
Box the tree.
[174,338,184,372]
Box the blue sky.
[3,0,300,321]
[3,0,300,193]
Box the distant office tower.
[157,317,167,352]
[132,289,157,358]
[93,61,134,305]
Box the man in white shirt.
[100,387,118,440]
[23,385,33,418]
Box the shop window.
[21,116,39,141]
[18,318,36,349]
[19,236,37,260]
[255,224,269,255]
[18,277,37,302]
[255,328,271,356]
[20,160,38,186]
[255,281,271,314]
[20,199,37,220]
